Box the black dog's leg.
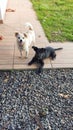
[37,60,44,73]
[28,57,36,65]
[51,52,56,60]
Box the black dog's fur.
[28,46,63,73]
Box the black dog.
[28,46,63,73]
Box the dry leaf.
[58,93,70,98]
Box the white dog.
[15,22,35,58]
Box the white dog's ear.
[24,33,27,37]
[15,32,18,37]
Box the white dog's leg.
[25,50,29,58]
[19,50,22,58]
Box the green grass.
[30,0,73,42]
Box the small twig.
[34,109,45,130]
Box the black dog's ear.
[32,46,38,51]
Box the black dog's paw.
[36,70,40,74]
[28,62,32,65]
[36,68,43,74]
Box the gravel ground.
[0,69,73,130]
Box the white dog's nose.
[20,39,22,43]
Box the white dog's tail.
[25,22,33,30]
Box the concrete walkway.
[0,0,73,70]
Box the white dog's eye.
[18,37,20,39]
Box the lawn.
[31,0,73,42]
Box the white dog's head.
[15,32,27,47]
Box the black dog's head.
[32,46,46,60]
